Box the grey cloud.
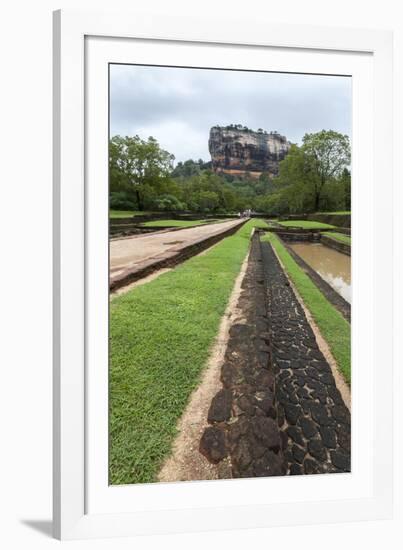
[110,64,351,163]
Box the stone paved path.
[110,219,244,289]
[199,234,285,477]
[199,236,351,477]
[261,241,351,474]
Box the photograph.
[108,63,352,485]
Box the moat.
[289,242,351,303]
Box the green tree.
[221,188,236,212]
[275,131,351,213]
[340,168,351,210]
[153,194,186,212]
[171,158,210,178]
[256,173,276,195]
[275,144,316,212]
[109,191,137,211]
[109,135,175,210]
[255,193,288,215]
[198,191,220,213]
[302,130,351,211]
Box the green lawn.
[317,211,351,215]
[262,233,350,385]
[141,219,216,228]
[322,231,351,245]
[110,210,156,218]
[278,220,336,229]
[109,219,267,485]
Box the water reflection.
[289,243,351,303]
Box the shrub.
[109,191,137,211]
[153,194,186,212]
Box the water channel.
[289,242,351,303]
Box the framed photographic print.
[53,9,393,540]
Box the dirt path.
[110,239,224,298]
[157,247,251,482]
[110,219,243,276]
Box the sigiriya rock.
[208,125,291,179]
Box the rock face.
[209,126,291,179]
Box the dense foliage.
[109,135,175,211]
[109,130,351,215]
[274,130,351,213]
[212,124,281,135]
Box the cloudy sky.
[110,64,351,164]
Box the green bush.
[153,194,186,212]
[109,191,137,211]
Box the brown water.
[289,243,351,303]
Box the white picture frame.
[53,9,393,540]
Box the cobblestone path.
[261,241,351,474]
[199,234,286,477]
[199,236,351,477]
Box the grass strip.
[262,232,350,385]
[140,219,219,228]
[322,231,351,245]
[278,220,336,229]
[317,211,351,215]
[110,210,158,218]
[109,218,267,485]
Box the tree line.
[109,129,351,215]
